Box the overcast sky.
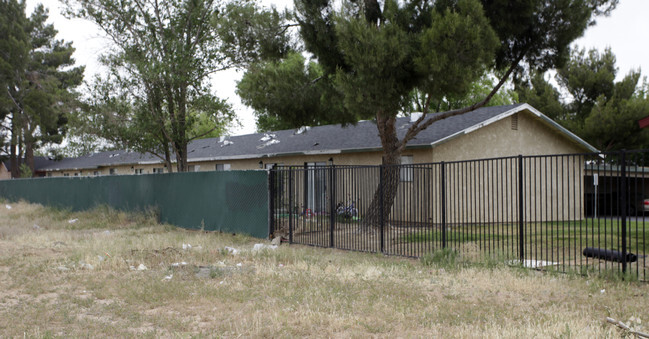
[26,0,649,136]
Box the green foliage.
[0,1,83,176]
[420,248,459,267]
[238,52,351,132]
[515,47,649,151]
[63,0,287,168]
[241,0,615,152]
[19,163,32,178]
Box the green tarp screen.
[0,171,269,238]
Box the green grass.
[400,219,648,254]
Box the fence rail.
[270,150,649,281]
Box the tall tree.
[0,1,83,177]
[241,0,616,228]
[515,47,649,151]
[63,0,291,171]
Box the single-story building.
[31,103,596,223]
[38,103,595,175]
[0,157,61,180]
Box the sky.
[25,0,649,136]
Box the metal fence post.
[380,165,385,253]
[620,150,627,274]
[518,155,525,263]
[441,161,446,249]
[288,167,293,244]
[329,164,335,248]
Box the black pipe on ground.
[582,247,638,263]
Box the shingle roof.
[38,103,596,171]
[3,156,61,172]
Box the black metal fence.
[270,150,649,281]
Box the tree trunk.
[361,113,403,230]
[24,140,34,177]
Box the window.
[153,168,164,174]
[400,155,413,182]
[74,173,79,177]
[93,171,99,176]
[109,168,116,175]
[46,173,52,177]
[134,169,143,174]
[215,164,231,171]
[63,173,70,177]
[188,165,200,172]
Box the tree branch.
[399,59,521,149]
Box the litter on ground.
[224,246,239,255]
[68,219,78,224]
[508,259,558,268]
[252,243,278,252]
[5,205,11,210]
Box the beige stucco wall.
[432,113,585,162]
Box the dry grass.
[0,201,647,338]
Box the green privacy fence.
[0,171,270,238]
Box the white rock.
[224,246,239,255]
[252,243,278,252]
[271,237,281,246]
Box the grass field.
[1,201,648,337]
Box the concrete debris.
[252,243,278,252]
[131,263,148,271]
[271,236,282,246]
[68,218,79,224]
[224,246,239,255]
[5,204,11,210]
[80,262,94,270]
